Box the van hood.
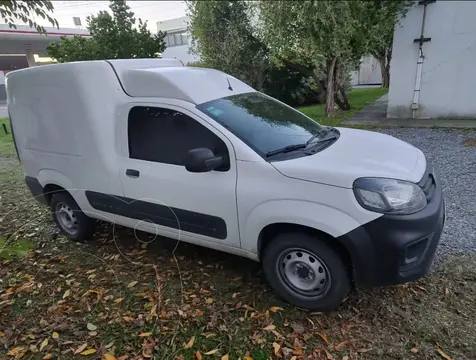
[271,127,426,188]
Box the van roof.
[7,58,255,104]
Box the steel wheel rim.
[55,202,78,235]
[277,247,331,298]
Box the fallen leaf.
[40,338,49,351]
[7,347,24,356]
[117,356,128,360]
[335,340,350,351]
[292,348,303,356]
[139,332,152,337]
[52,332,59,339]
[142,351,152,359]
[269,306,283,312]
[196,351,202,360]
[86,323,97,331]
[103,355,117,360]
[128,281,138,288]
[444,287,449,297]
[290,357,297,360]
[244,357,253,360]
[0,331,4,337]
[263,324,276,331]
[80,349,97,356]
[318,332,328,344]
[184,336,195,349]
[74,343,88,355]
[42,355,53,360]
[62,289,71,299]
[436,348,452,360]
[342,356,349,360]
[357,348,372,353]
[410,347,419,353]
[324,349,334,360]
[114,298,123,303]
[204,349,218,355]
[290,321,306,334]
[221,355,229,360]
[205,297,214,304]
[272,342,280,356]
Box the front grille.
[419,171,436,202]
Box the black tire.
[262,232,350,311]
[50,192,95,242]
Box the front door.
[116,103,240,248]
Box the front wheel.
[262,233,350,311]
[50,192,95,242]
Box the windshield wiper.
[306,127,332,145]
[266,143,307,157]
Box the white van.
[6,59,445,311]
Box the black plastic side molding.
[85,191,227,239]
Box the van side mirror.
[185,148,224,173]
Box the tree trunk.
[335,87,351,111]
[377,56,390,88]
[325,57,337,117]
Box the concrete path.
[343,93,476,128]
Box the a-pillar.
[25,49,37,67]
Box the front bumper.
[339,164,445,287]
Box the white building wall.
[350,55,382,86]
[157,16,199,65]
[388,1,476,119]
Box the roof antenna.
[226,76,234,91]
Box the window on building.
[128,106,229,169]
[167,33,176,46]
[165,31,189,47]
[181,33,188,45]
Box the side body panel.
[236,160,383,255]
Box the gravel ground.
[377,128,476,261]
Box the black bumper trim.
[25,177,48,205]
[338,166,445,288]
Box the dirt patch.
[463,138,476,147]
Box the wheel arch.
[258,222,354,281]
[37,169,76,204]
[43,183,67,204]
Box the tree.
[187,0,320,106]
[47,0,165,62]
[259,1,364,116]
[0,0,58,33]
[187,0,268,90]
[361,0,413,88]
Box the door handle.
[126,169,140,178]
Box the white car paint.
[272,127,426,188]
[5,59,426,262]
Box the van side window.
[127,106,230,170]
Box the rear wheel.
[50,192,95,242]
[262,233,350,311]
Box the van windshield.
[196,92,324,157]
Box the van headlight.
[353,178,427,215]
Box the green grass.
[0,117,14,157]
[299,87,388,126]
[0,236,34,260]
